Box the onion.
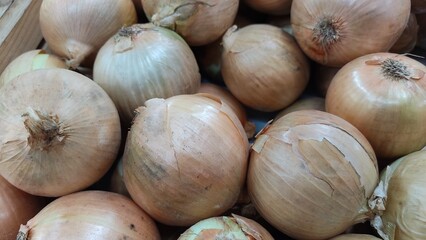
[93,23,200,126]
[142,0,239,46]
[244,0,292,15]
[198,82,256,138]
[39,0,137,69]
[248,110,379,239]
[0,50,67,88]
[412,0,426,14]
[312,63,340,97]
[330,234,381,240]
[17,190,161,239]
[369,150,426,240]
[221,24,310,112]
[325,52,426,160]
[390,13,419,53]
[108,157,130,198]
[0,175,46,240]
[0,69,121,197]
[274,96,325,120]
[123,94,249,226]
[291,0,411,67]
[178,214,274,239]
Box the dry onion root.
[0,49,67,88]
[368,150,426,240]
[142,0,239,46]
[0,69,121,197]
[17,191,161,239]
[177,214,274,240]
[39,0,137,69]
[291,0,411,67]
[123,94,249,226]
[248,110,379,239]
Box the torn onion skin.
[326,52,426,160]
[248,110,378,239]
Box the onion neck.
[22,107,65,151]
[312,16,342,50]
[65,39,94,69]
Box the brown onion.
[274,96,325,120]
[198,82,256,138]
[0,50,67,88]
[369,150,426,240]
[244,0,292,15]
[0,69,121,197]
[221,24,310,112]
[326,52,426,160]
[390,13,419,53]
[248,110,378,239]
[93,23,200,126]
[17,190,160,239]
[330,234,381,240]
[178,214,274,240]
[39,0,137,68]
[0,175,46,240]
[142,0,239,46]
[291,0,411,67]
[123,94,249,226]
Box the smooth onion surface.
[369,150,426,240]
[0,175,46,240]
[123,94,249,226]
[18,191,160,239]
[0,69,121,197]
[291,0,411,67]
[248,110,378,239]
[94,23,200,126]
[221,24,310,112]
[326,52,426,160]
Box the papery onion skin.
[274,96,325,120]
[123,94,249,226]
[291,0,411,67]
[0,69,121,197]
[330,234,381,240]
[178,214,274,240]
[221,24,310,112]
[369,150,426,240]
[0,175,46,240]
[325,52,426,160]
[248,110,378,240]
[17,190,161,239]
[244,0,292,15]
[93,23,200,126]
[39,0,137,68]
[142,0,239,46]
[390,13,419,53]
[0,50,67,88]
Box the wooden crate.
[0,0,43,74]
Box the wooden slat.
[0,0,43,74]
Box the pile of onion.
[291,0,411,67]
[123,94,249,226]
[221,24,310,112]
[39,0,137,68]
[369,150,426,240]
[326,52,426,160]
[0,175,46,240]
[142,0,239,46]
[0,69,121,197]
[0,49,67,88]
[93,23,200,126]
[17,190,161,239]
[178,214,273,239]
[248,110,379,239]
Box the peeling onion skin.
[221,24,310,112]
[123,94,249,226]
[330,234,381,240]
[291,0,411,67]
[17,191,161,240]
[0,69,122,197]
[325,52,426,160]
[369,150,426,240]
[248,110,379,240]
[178,214,274,240]
[141,0,239,46]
